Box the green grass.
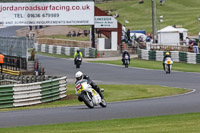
[1,112,200,133]
[96,0,200,35]
[38,34,91,41]
[0,84,188,112]
[36,52,73,58]
[91,58,200,73]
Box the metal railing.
[150,44,189,52]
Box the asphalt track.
[0,26,200,128]
[0,55,200,128]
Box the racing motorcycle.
[75,55,82,68]
[124,54,130,68]
[164,57,173,74]
[75,79,107,108]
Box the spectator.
[84,29,88,36]
[0,53,4,74]
[185,37,190,46]
[66,31,72,37]
[72,31,76,37]
[188,40,194,52]
[77,31,81,37]
[193,41,199,53]
[29,26,32,31]
[126,29,131,42]
[122,25,126,41]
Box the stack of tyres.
[156,51,164,61]
[137,49,142,58]
[148,51,156,61]
[179,52,187,63]
[187,52,196,64]
[170,51,179,62]
[196,54,200,63]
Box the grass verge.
[90,58,200,73]
[0,84,189,112]
[36,52,73,58]
[1,112,200,133]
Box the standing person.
[193,41,199,54]
[122,25,126,41]
[126,29,131,42]
[74,50,83,65]
[185,37,190,46]
[0,53,4,74]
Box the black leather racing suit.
[75,75,104,99]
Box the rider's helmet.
[77,50,80,53]
[165,52,170,56]
[75,71,83,80]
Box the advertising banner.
[0,2,94,26]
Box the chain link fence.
[0,37,34,70]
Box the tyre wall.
[137,49,200,64]
[0,76,67,109]
[35,43,97,58]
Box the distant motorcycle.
[164,57,173,74]
[75,79,107,108]
[124,55,130,68]
[75,55,82,68]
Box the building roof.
[157,26,179,33]
[176,28,188,33]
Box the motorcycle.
[75,55,82,68]
[75,79,107,108]
[124,54,130,68]
[164,57,173,74]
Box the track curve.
[0,55,200,128]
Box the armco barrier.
[0,76,67,109]
[35,43,97,58]
[138,49,200,64]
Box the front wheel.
[76,61,81,68]
[168,64,171,74]
[100,99,107,108]
[82,93,94,108]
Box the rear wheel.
[124,60,128,68]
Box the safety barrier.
[0,76,67,109]
[1,69,20,76]
[137,49,200,64]
[35,43,97,58]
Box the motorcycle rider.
[75,71,104,99]
[121,50,130,65]
[163,52,172,70]
[74,50,83,65]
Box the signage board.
[0,2,94,26]
[95,16,117,28]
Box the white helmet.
[75,71,83,80]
